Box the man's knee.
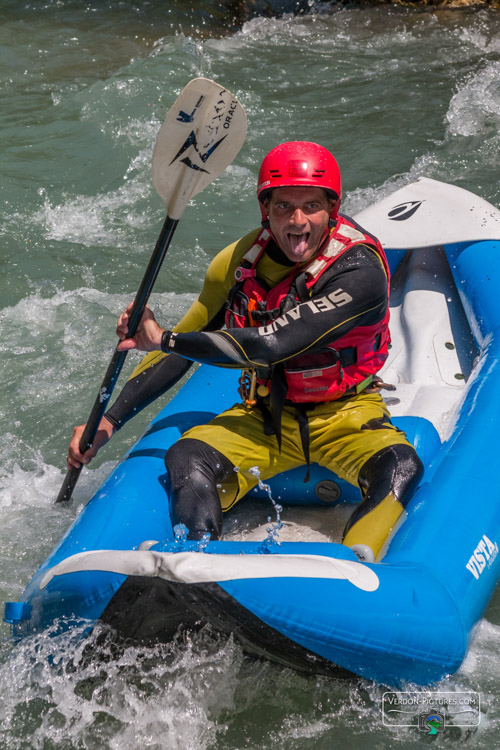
[165,438,235,540]
[343,444,424,558]
[358,443,424,507]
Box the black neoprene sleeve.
[104,354,193,430]
[105,304,227,430]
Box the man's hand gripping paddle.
[56,78,247,503]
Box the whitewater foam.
[446,61,500,138]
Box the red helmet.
[257,141,342,219]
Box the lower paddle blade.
[354,177,500,250]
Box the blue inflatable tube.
[5,180,500,687]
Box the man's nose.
[290,207,306,225]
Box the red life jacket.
[225,215,391,403]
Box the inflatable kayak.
[5,177,500,687]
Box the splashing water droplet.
[173,523,188,546]
[195,533,211,552]
[248,465,283,549]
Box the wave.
[0,622,241,750]
[447,61,500,138]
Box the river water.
[1,1,500,748]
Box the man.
[68,141,423,562]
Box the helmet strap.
[316,226,333,256]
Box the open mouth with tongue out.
[288,232,311,259]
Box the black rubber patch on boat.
[100,576,353,678]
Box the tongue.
[289,233,309,257]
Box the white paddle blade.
[354,177,500,250]
[152,78,247,219]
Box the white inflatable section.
[353,177,500,440]
[354,177,500,249]
[40,549,380,593]
[379,245,474,440]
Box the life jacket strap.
[254,397,311,483]
[293,404,312,483]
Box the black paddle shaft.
[55,215,179,504]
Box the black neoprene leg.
[343,443,424,539]
[165,438,236,540]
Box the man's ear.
[328,198,336,227]
[261,197,271,229]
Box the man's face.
[264,186,333,264]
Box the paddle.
[56,78,247,504]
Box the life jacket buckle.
[238,368,257,407]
